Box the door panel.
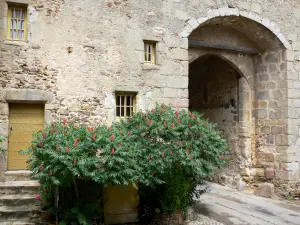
[104,184,139,224]
[8,104,44,170]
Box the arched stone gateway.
[184,8,299,188]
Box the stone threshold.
[4,170,31,176]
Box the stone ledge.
[4,89,53,103]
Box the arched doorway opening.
[187,13,289,186]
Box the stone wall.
[0,0,299,189]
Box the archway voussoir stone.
[197,17,209,25]
[207,9,220,17]
[187,18,199,29]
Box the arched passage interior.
[189,54,242,172]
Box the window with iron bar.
[115,92,136,119]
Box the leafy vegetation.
[0,135,6,153]
[20,104,228,224]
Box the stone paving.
[189,183,300,225]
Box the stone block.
[275,134,288,146]
[4,89,53,103]
[0,122,9,138]
[289,89,300,98]
[187,18,199,29]
[271,126,282,134]
[265,168,275,179]
[282,162,299,171]
[163,88,180,98]
[171,48,188,61]
[251,2,261,14]
[243,176,254,182]
[287,61,295,71]
[170,98,188,108]
[240,168,251,176]
[253,109,268,119]
[269,64,278,72]
[265,53,279,63]
[259,74,269,82]
[166,76,188,89]
[261,126,270,134]
[276,171,300,181]
[237,180,247,191]
[45,103,56,110]
[256,168,265,177]
[256,91,269,100]
[293,7,300,18]
[0,104,8,115]
[257,152,275,163]
[254,183,275,198]
[239,2,251,10]
[266,135,274,144]
[286,50,294,61]
[276,150,300,163]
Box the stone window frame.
[2,0,31,45]
[113,88,139,121]
[141,37,161,70]
[7,4,27,41]
[144,40,157,64]
[115,91,137,120]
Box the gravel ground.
[185,215,224,225]
[185,208,225,225]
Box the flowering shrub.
[20,104,228,224]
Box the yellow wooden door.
[104,184,139,224]
[8,104,44,170]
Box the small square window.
[7,5,27,41]
[115,92,136,120]
[144,41,156,64]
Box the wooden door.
[104,184,139,224]
[8,104,44,170]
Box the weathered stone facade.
[0,0,300,191]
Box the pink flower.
[36,195,41,201]
[175,111,179,117]
[110,134,115,141]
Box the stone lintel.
[4,89,53,103]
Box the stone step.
[0,194,40,207]
[0,181,40,195]
[0,220,35,225]
[0,205,39,219]
[3,171,32,182]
